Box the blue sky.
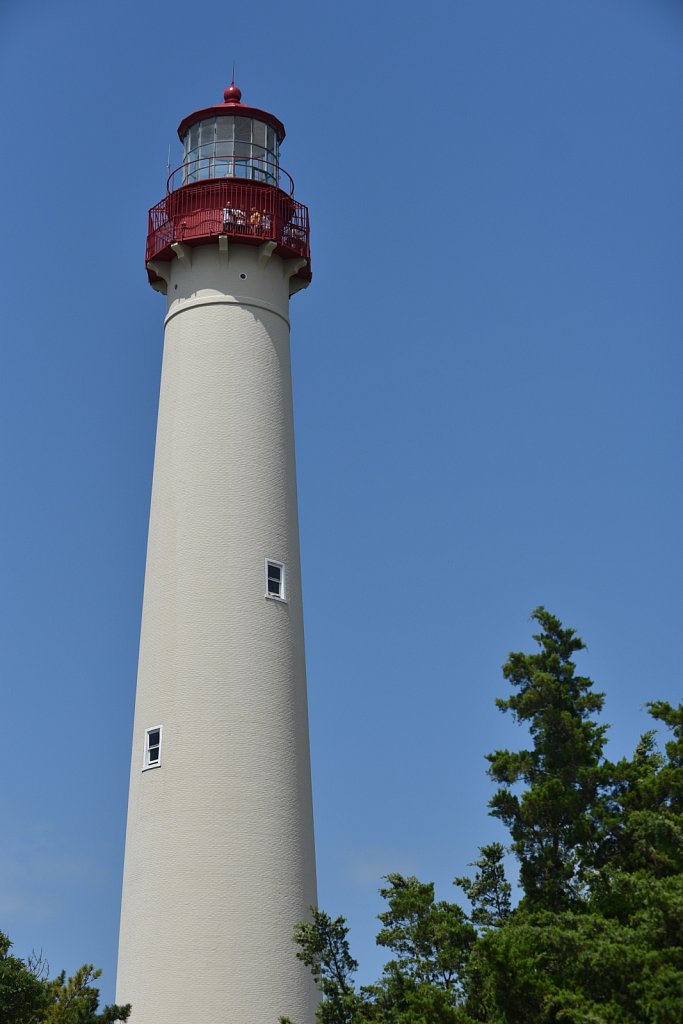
[1,0,681,1004]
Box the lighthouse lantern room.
[146,82,311,294]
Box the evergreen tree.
[486,607,607,910]
[0,932,50,1024]
[375,874,475,994]
[286,609,683,1024]
[455,844,511,929]
[280,909,365,1024]
[0,934,129,1024]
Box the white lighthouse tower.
[116,82,317,1024]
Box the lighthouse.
[116,82,317,1024]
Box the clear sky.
[1,0,681,1005]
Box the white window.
[265,558,286,601]
[143,726,162,770]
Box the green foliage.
[487,607,607,912]
[43,965,130,1024]
[286,608,683,1024]
[472,888,683,1024]
[0,935,130,1024]
[280,909,364,1024]
[455,844,511,929]
[0,933,50,1024]
[376,874,476,992]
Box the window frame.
[265,558,286,602]
[142,725,163,771]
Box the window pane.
[148,747,160,763]
[234,117,251,160]
[267,578,281,594]
[235,117,251,143]
[199,118,215,146]
[216,116,234,142]
[268,564,281,581]
[214,157,233,178]
[189,124,199,153]
[252,120,266,153]
[148,730,160,747]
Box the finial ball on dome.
[224,82,242,103]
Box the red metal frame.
[146,178,311,285]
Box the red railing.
[146,179,309,266]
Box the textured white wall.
[117,242,317,1024]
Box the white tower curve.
[116,83,317,1024]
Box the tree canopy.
[284,607,683,1024]
[0,934,129,1024]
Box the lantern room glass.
[181,116,280,185]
